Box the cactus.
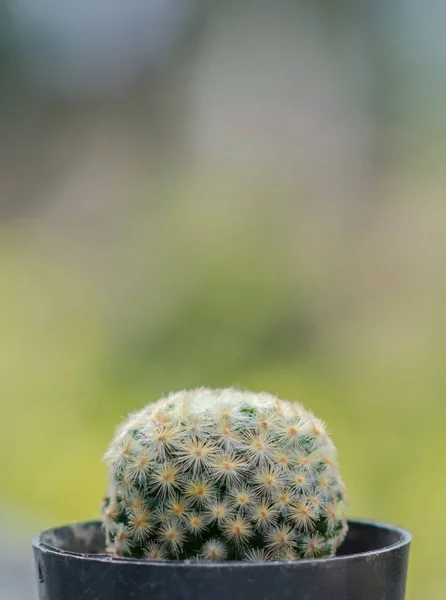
[102,388,348,561]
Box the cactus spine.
[102,388,348,561]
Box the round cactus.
[101,388,348,561]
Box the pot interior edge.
[34,519,411,566]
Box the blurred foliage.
[0,192,445,599]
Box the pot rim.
[33,518,411,568]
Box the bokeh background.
[1,1,446,598]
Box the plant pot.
[33,519,411,600]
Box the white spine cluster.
[102,388,348,561]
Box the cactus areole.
[101,388,348,562]
[33,388,412,600]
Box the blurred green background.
[1,2,446,599]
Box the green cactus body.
[102,388,348,561]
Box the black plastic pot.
[33,519,411,600]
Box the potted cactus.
[33,388,411,599]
